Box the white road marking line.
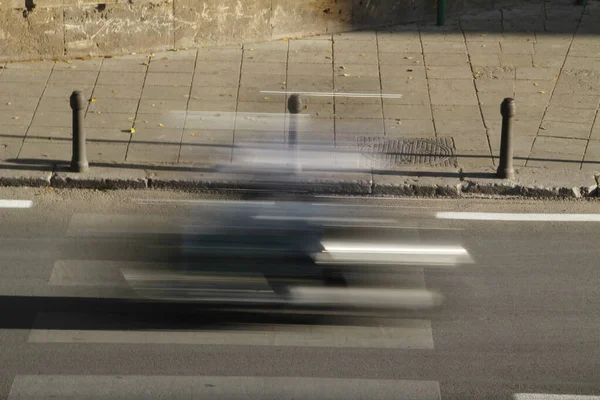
[0,199,32,208]
[66,213,191,236]
[27,312,434,349]
[288,287,442,309]
[311,202,438,209]
[514,394,600,400]
[8,375,441,399]
[132,198,275,206]
[252,215,396,224]
[48,261,129,287]
[436,212,600,222]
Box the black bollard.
[497,98,515,180]
[70,91,89,173]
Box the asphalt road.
[0,187,599,400]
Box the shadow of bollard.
[497,98,515,180]
[437,0,447,26]
[287,94,302,173]
[70,90,89,173]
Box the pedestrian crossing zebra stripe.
[27,312,435,349]
[8,375,441,400]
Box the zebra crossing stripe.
[8,375,441,399]
[28,312,434,349]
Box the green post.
[437,0,447,26]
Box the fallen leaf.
[264,97,271,100]
[130,128,136,133]
[6,102,11,105]
[397,121,402,125]
[540,126,546,130]
[158,123,164,127]
[13,116,20,120]
[539,91,546,94]
[280,81,286,84]
[97,111,102,114]
[282,38,289,41]
[360,53,366,56]
[151,104,156,107]
[90,98,97,102]
[405,56,413,60]
[316,112,320,116]
[191,133,197,136]
[427,67,432,71]
[408,76,413,80]
[142,62,149,66]
[144,120,148,123]
[111,89,117,93]
[339,66,346,69]
[342,73,351,77]
[533,83,539,86]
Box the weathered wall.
[1,0,528,61]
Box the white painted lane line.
[0,200,32,208]
[252,215,396,224]
[66,213,191,236]
[48,261,129,287]
[436,212,600,222]
[28,313,434,349]
[133,199,275,206]
[514,394,600,400]
[9,375,441,400]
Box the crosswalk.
[6,206,600,399]
[3,209,450,398]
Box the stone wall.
[1,0,521,61]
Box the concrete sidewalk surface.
[0,0,599,197]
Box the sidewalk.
[1,1,599,197]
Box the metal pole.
[437,0,447,26]
[497,98,515,180]
[70,90,89,173]
[287,94,301,172]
